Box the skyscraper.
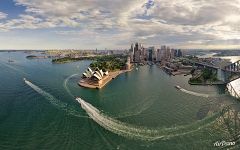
[129,43,135,62]
[166,46,171,60]
[156,49,161,62]
[170,49,176,59]
[160,45,167,61]
[133,42,141,63]
[148,47,153,61]
[177,49,183,57]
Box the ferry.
[175,85,181,90]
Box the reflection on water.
[197,52,240,63]
[218,56,240,63]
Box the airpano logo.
[213,140,235,147]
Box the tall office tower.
[139,44,145,62]
[134,43,141,63]
[166,46,171,60]
[147,47,153,61]
[160,45,167,61]
[173,49,178,57]
[157,48,165,62]
[130,43,135,62]
[177,49,183,57]
[153,47,157,61]
[142,48,147,61]
[130,43,134,53]
[156,49,161,62]
[170,49,176,59]
[140,43,143,50]
[147,47,156,61]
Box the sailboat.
[8,55,14,63]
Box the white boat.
[175,85,181,90]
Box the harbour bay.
[0,51,239,149]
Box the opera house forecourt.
[79,56,132,89]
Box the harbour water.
[0,51,240,149]
[198,52,240,63]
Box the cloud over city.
[0,0,240,49]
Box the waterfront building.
[82,67,109,84]
[82,67,94,78]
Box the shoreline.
[188,81,226,85]
[78,68,133,89]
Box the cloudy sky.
[1,0,240,50]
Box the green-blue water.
[0,51,240,149]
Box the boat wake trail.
[116,96,156,118]
[24,78,88,118]
[177,87,210,98]
[63,74,79,97]
[76,98,222,141]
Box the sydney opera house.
[82,67,109,82]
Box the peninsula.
[78,55,132,89]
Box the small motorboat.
[175,85,181,90]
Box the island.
[26,55,50,59]
[78,55,132,89]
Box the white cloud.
[1,0,240,49]
[13,0,146,29]
[0,12,7,19]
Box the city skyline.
[1,0,240,50]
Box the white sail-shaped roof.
[95,71,103,78]
[83,69,94,78]
[88,67,93,74]
[100,70,104,77]
[86,70,91,77]
[83,73,90,78]
[93,74,102,80]
[83,67,109,80]
[104,71,109,75]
